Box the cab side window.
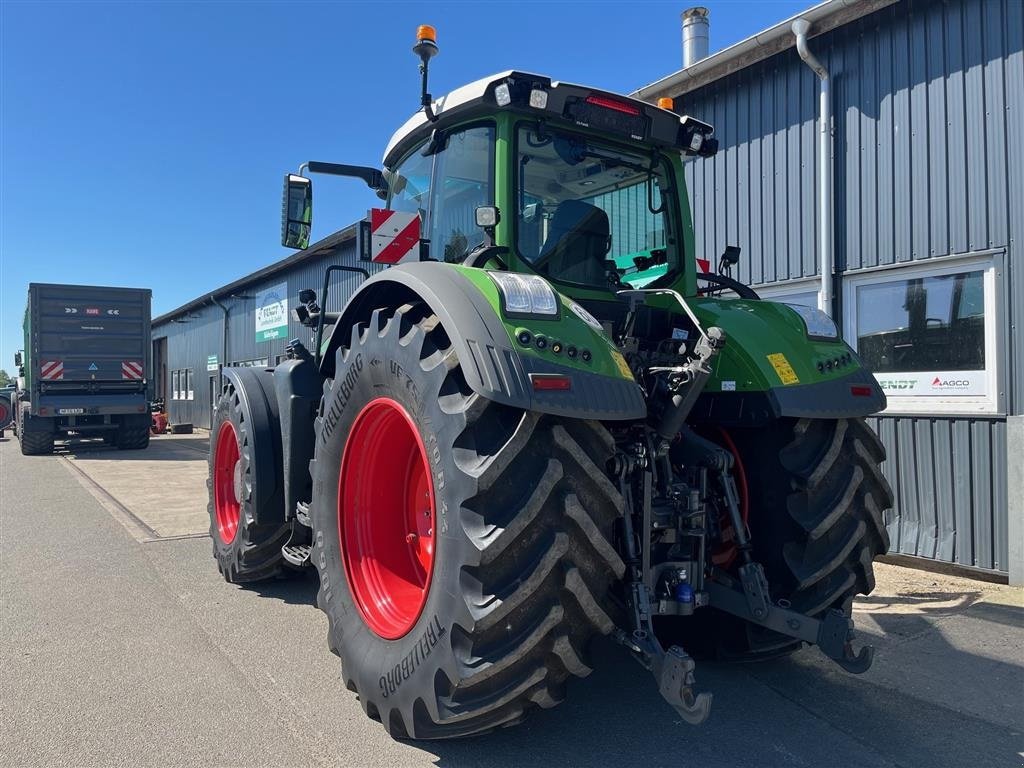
[429,124,494,263]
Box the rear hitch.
[612,453,713,726]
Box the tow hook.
[656,646,714,725]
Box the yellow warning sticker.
[611,350,633,380]
[767,353,800,385]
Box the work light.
[490,272,559,318]
[787,304,839,340]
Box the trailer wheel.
[208,371,290,583]
[310,303,625,739]
[666,417,892,658]
[18,404,54,456]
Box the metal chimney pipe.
[682,7,710,68]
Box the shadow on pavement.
[242,569,321,607]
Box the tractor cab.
[282,25,717,312]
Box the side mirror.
[14,351,22,367]
[281,174,312,249]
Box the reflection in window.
[386,148,433,218]
[856,271,984,373]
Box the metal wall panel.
[868,415,1008,572]
[677,0,1021,573]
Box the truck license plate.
[58,408,85,415]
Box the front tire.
[208,370,290,583]
[310,303,625,739]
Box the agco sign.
[931,377,971,390]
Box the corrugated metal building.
[637,0,1022,574]
[154,0,1021,576]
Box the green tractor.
[207,26,893,739]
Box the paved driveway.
[1,435,1020,767]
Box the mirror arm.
[304,161,388,196]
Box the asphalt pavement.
[1,434,1021,768]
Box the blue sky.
[0,0,809,371]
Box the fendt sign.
[255,283,289,342]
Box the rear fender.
[320,262,646,421]
[688,297,887,425]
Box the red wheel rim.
[0,402,8,425]
[213,421,241,544]
[339,397,436,640]
[706,427,749,569]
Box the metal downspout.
[792,18,833,319]
[209,294,229,386]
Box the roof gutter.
[632,0,897,101]
[792,17,834,319]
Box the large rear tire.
[208,370,291,583]
[665,417,892,657]
[310,303,625,739]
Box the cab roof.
[382,71,717,168]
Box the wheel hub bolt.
[406,533,418,543]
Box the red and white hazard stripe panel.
[697,258,711,273]
[121,360,144,380]
[40,360,64,380]
[369,209,421,264]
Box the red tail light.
[850,385,873,397]
[585,94,641,116]
[531,374,572,392]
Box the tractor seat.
[538,200,611,286]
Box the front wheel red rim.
[213,421,241,544]
[339,397,436,640]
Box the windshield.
[515,124,676,291]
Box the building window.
[172,370,181,400]
[842,253,1002,414]
[230,358,269,368]
[755,279,820,309]
[185,368,194,401]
